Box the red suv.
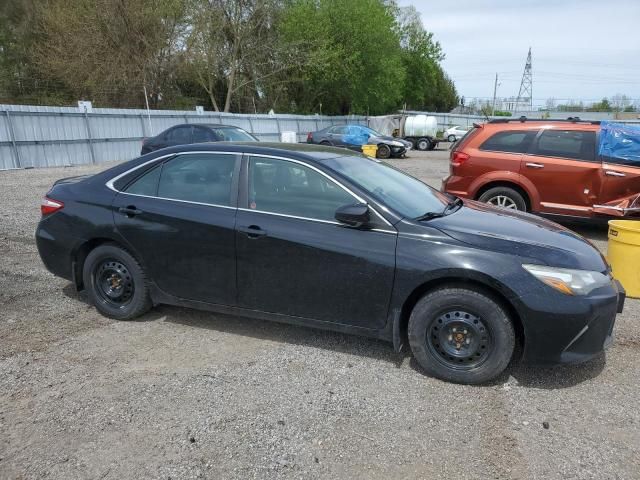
[442,118,640,220]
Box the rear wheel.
[408,287,515,384]
[447,134,456,142]
[83,244,152,320]
[478,186,527,211]
[416,137,431,151]
[319,140,331,146]
[377,144,391,159]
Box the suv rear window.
[530,130,596,161]
[479,130,535,154]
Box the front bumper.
[518,279,624,365]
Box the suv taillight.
[451,151,470,168]
[41,197,64,216]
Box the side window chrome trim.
[247,153,393,227]
[115,191,237,210]
[105,150,239,192]
[237,207,397,234]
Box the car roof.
[482,119,600,132]
[179,123,248,129]
[148,141,359,161]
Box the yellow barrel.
[608,220,640,298]
[361,144,378,157]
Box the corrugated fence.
[0,105,367,170]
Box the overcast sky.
[401,0,640,107]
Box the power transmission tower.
[515,47,533,113]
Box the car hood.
[430,200,608,271]
[370,135,411,148]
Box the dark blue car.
[307,124,412,159]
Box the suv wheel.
[83,244,152,320]
[478,186,527,211]
[408,287,515,384]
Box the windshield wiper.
[444,196,464,213]
[414,211,445,221]
[414,196,464,222]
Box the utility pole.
[492,73,498,117]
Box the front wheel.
[408,287,515,384]
[478,186,527,211]
[376,144,391,159]
[447,134,456,142]
[83,244,152,320]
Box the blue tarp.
[598,121,640,164]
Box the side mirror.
[335,203,370,228]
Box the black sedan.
[306,124,411,159]
[141,123,258,154]
[36,143,624,384]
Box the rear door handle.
[605,170,626,177]
[525,162,544,169]
[118,206,143,217]
[238,225,267,239]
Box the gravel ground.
[1,148,638,480]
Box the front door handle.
[118,206,143,217]
[238,225,267,239]
[605,170,626,177]
[525,162,544,169]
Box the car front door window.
[248,156,357,222]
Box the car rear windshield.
[451,125,481,152]
[324,155,448,219]
[212,127,257,142]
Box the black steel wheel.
[94,259,135,308]
[427,310,491,370]
[83,243,152,320]
[408,286,515,384]
[377,144,391,159]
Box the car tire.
[447,134,456,142]
[319,140,331,146]
[416,137,431,151]
[478,186,527,211]
[408,286,515,384]
[377,144,392,159]
[83,244,152,320]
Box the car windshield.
[359,126,383,137]
[212,127,258,142]
[324,155,448,218]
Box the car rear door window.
[479,130,535,154]
[248,156,356,221]
[153,153,236,206]
[124,165,162,196]
[531,130,596,161]
[166,126,192,144]
[192,127,217,143]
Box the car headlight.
[522,264,611,296]
[389,141,404,147]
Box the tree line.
[0,0,458,115]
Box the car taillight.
[41,197,64,216]
[307,132,313,141]
[451,151,470,168]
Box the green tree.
[279,0,405,115]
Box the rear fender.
[469,172,540,210]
